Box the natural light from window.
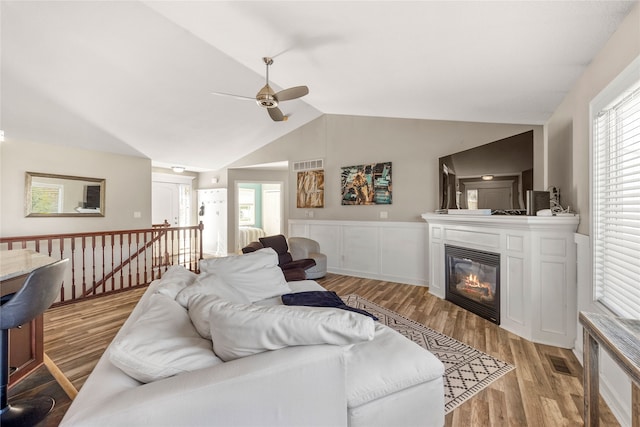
[591,56,640,319]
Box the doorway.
[236,181,282,251]
[152,173,193,226]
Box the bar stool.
[0,258,68,427]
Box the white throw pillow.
[187,293,243,339]
[109,293,222,383]
[198,248,291,302]
[154,265,198,299]
[175,272,250,308]
[209,301,376,362]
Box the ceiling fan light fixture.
[212,56,307,121]
[256,85,278,108]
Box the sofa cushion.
[175,272,249,308]
[345,323,445,408]
[258,234,289,254]
[259,234,294,265]
[154,265,198,299]
[187,293,242,339]
[209,301,375,362]
[109,293,222,383]
[198,248,291,302]
[241,241,264,254]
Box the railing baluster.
[82,236,87,296]
[119,233,124,290]
[110,233,115,292]
[1,224,203,306]
[92,235,97,294]
[127,232,132,288]
[143,231,149,284]
[70,238,76,301]
[135,232,141,286]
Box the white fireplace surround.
[422,213,580,348]
[289,215,579,348]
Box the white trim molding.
[422,213,580,348]
[288,219,427,286]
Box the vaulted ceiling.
[1,1,636,171]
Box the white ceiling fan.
[212,57,309,122]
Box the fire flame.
[461,274,493,299]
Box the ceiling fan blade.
[275,86,309,102]
[211,91,255,101]
[268,107,286,122]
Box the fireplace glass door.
[445,245,500,324]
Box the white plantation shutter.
[592,79,640,319]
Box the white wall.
[0,139,152,237]
[547,2,640,236]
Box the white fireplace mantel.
[422,213,580,348]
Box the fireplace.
[445,245,500,324]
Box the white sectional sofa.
[60,248,445,426]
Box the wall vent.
[293,159,324,171]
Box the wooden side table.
[579,311,640,426]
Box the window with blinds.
[592,64,640,319]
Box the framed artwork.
[341,162,392,205]
[297,170,324,208]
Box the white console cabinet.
[422,213,579,348]
[288,219,427,286]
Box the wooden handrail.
[0,222,204,305]
[81,225,171,298]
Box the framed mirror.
[25,172,105,217]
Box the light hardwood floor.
[43,273,620,426]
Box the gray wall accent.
[226,114,544,224]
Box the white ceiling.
[1,1,637,171]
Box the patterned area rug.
[343,294,514,414]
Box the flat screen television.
[439,130,533,212]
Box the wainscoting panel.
[540,237,567,257]
[289,220,427,286]
[445,228,501,250]
[341,226,379,276]
[307,224,342,271]
[539,261,567,335]
[505,255,526,327]
[506,234,524,252]
[379,225,427,283]
[430,241,445,298]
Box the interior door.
[152,182,179,225]
[262,184,281,236]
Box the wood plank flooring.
[43,287,147,392]
[38,273,620,426]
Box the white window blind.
[592,81,640,319]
